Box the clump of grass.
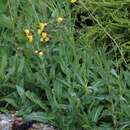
[73,0,130,66]
[0,0,130,130]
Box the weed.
[0,0,130,130]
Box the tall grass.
[0,0,130,129]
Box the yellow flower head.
[44,23,48,26]
[57,17,63,23]
[37,29,42,35]
[40,32,49,43]
[39,23,45,30]
[38,51,43,56]
[70,0,77,4]
[45,37,49,42]
[41,32,48,39]
[24,29,30,36]
[35,50,38,54]
[39,22,47,31]
[40,38,44,42]
[27,35,33,43]
[35,50,44,56]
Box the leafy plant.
[0,0,130,130]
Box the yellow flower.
[35,50,44,56]
[45,37,49,42]
[39,22,47,31]
[40,38,44,42]
[39,23,45,30]
[40,37,49,42]
[24,29,30,36]
[70,0,77,3]
[57,17,63,23]
[27,35,33,43]
[38,23,48,35]
[41,32,48,39]
[35,50,38,54]
[40,37,49,43]
[38,51,43,56]
[40,32,49,42]
[35,50,44,57]
[44,23,48,26]
[37,29,42,35]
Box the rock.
[0,114,14,130]
[28,123,55,130]
[0,113,55,130]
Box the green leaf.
[0,98,17,108]
[124,71,130,87]
[17,57,25,73]
[0,107,9,113]
[90,106,103,122]
[0,54,7,77]
[16,85,25,100]
[26,91,48,111]
[24,112,54,122]
[0,0,7,14]
[0,15,12,29]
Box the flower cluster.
[21,1,77,58]
[24,16,64,56]
[37,22,47,35]
[24,29,33,43]
[24,16,64,44]
[40,32,49,42]
[35,50,44,57]
[23,22,50,56]
[37,23,49,43]
[24,22,49,44]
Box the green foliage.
[0,0,130,130]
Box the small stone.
[0,113,56,130]
[0,114,14,130]
[28,123,55,130]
